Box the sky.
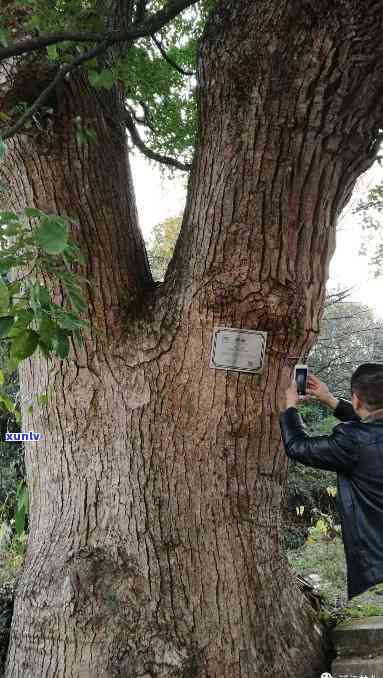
[132,152,383,320]
[328,163,383,320]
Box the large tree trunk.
[3,1,383,676]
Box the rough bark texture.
[2,0,383,676]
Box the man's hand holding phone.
[283,369,339,412]
[284,364,308,410]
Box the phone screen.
[295,368,308,395]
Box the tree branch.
[123,107,191,172]
[138,101,156,132]
[150,35,194,77]
[324,286,356,306]
[0,0,198,62]
[1,40,110,140]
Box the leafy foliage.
[117,41,196,164]
[0,524,27,584]
[308,298,383,399]
[0,205,88,396]
[14,480,28,536]
[146,214,181,279]
[0,0,107,41]
[0,1,217,162]
[355,181,383,277]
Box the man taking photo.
[280,363,383,600]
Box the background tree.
[146,215,182,280]
[309,297,383,398]
[356,180,383,277]
[1,2,383,677]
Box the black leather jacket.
[280,398,383,599]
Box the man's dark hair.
[351,363,383,411]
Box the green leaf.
[68,286,87,312]
[35,215,69,254]
[0,394,15,411]
[8,311,34,337]
[37,393,49,407]
[86,129,97,143]
[2,223,20,236]
[0,138,6,159]
[0,279,9,313]
[7,281,21,295]
[17,484,29,511]
[28,14,40,30]
[15,505,26,536]
[0,29,8,48]
[38,286,51,308]
[0,369,4,386]
[24,208,42,218]
[14,410,21,424]
[46,44,58,60]
[11,329,39,360]
[0,211,18,221]
[10,299,28,313]
[0,315,15,338]
[0,257,16,273]
[39,316,57,348]
[55,329,70,359]
[53,308,88,330]
[38,339,50,357]
[73,328,84,348]
[6,355,18,372]
[89,69,115,90]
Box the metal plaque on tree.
[210,328,267,374]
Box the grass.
[0,529,26,585]
[287,535,348,608]
[286,535,383,622]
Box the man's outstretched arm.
[306,373,360,422]
[280,381,359,472]
[280,407,359,473]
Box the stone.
[332,616,383,659]
[332,654,383,678]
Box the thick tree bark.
[2,0,383,677]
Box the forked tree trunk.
[2,1,383,677]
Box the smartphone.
[294,364,308,396]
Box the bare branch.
[137,100,156,132]
[316,326,382,343]
[2,68,62,139]
[0,0,199,63]
[150,34,194,77]
[322,310,375,322]
[324,286,355,306]
[123,107,191,172]
[126,103,146,126]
